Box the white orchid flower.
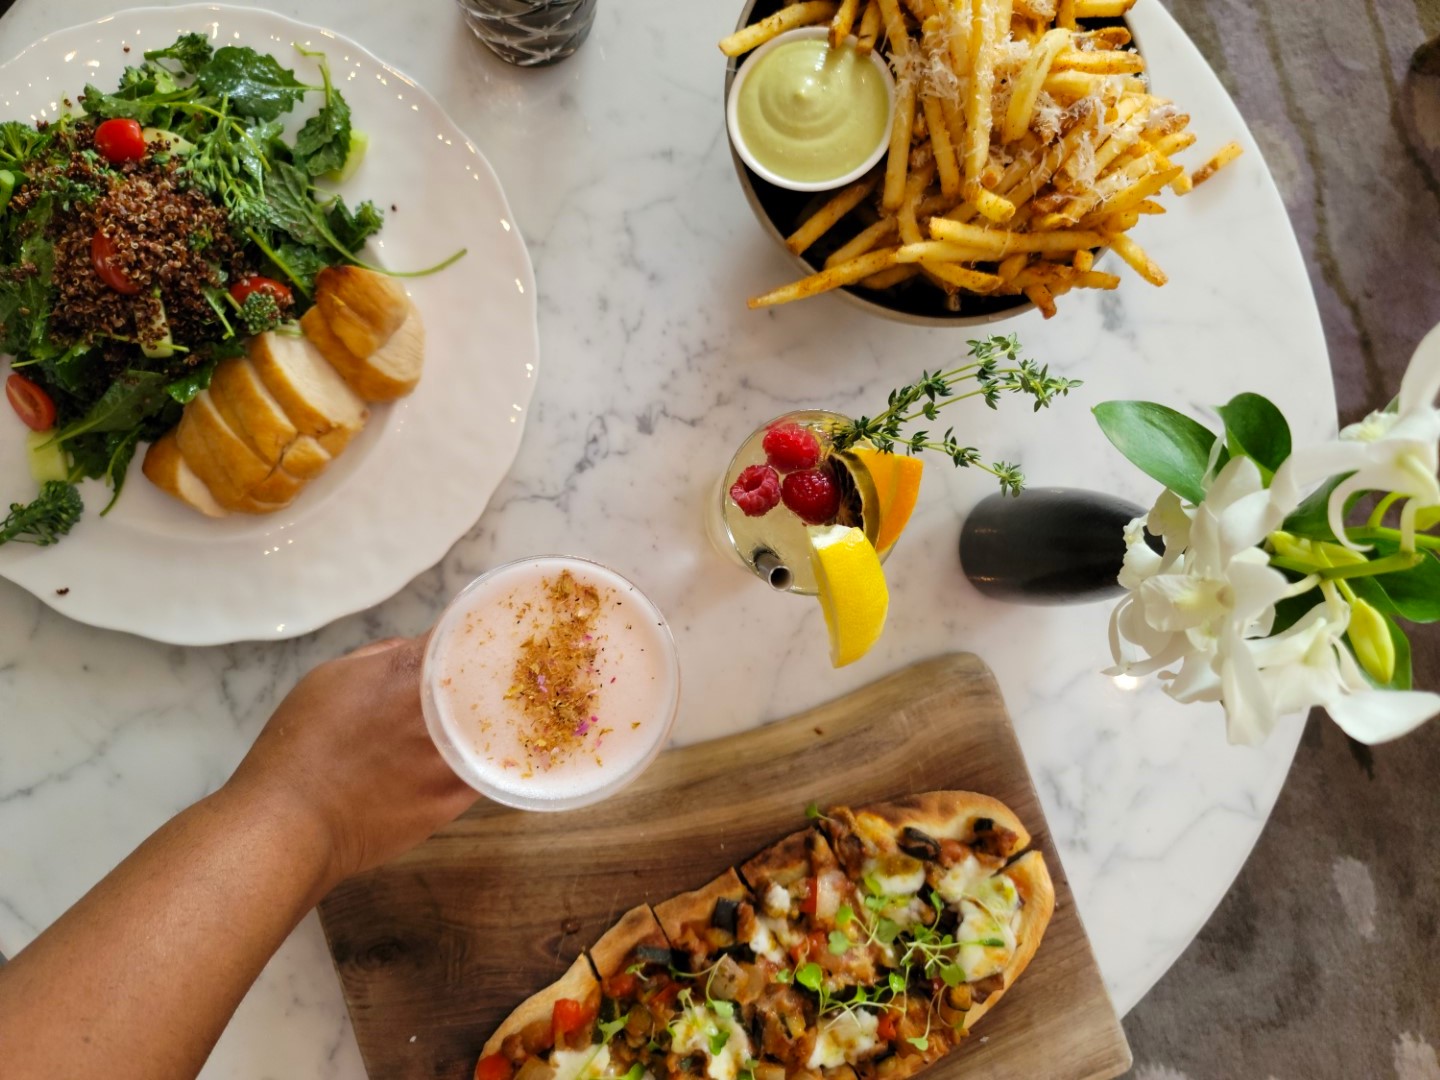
[1107,458,1299,729]
[1243,597,1440,745]
[1271,323,1440,550]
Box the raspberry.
[781,468,841,525]
[730,464,782,517]
[763,423,822,472]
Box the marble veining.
[0,1,1332,1077]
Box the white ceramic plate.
[0,5,539,645]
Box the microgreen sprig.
[830,334,1081,497]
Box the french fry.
[998,251,1031,282]
[785,176,879,255]
[719,1,839,56]
[1012,262,1119,289]
[1051,48,1146,75]
[916,260,1005,292]
[1002,28,1070,143]
[1014,0,1057,19]
[825,217,899,267]
[1057,0,1077,31]
[897,240,1000,263]
[921,18,963,199]
[829,0,861,47]
[1188,141,1244,189]
[1082,164,1183,225]
[1152,130,1198,158]
[1134,199,1166,215]
[859,264,921,289]
[1024,283,1058,318]
[1073,0,1136,15]
[962,0,997,194]
[1106,232,1167,285]
[748,247,903,308]
[930,217,1106,255]
[1071,249,1094,272]
[855,0,881,52]
[877,0,915,211]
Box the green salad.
[0,32,458,547]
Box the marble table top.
[0,1,1334,1077]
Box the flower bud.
[1347,598,1396,685]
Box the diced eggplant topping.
[515,1058,557,1080]
[972,817,994,834]
[712,897,740,933]
[970,972,1005,1003]
[898,827,942,862]
[708,955,746,1001]
[634,944,676,968]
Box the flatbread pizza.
[475,791,1053,1080]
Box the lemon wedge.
[808,524,888,668]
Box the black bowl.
[724,0,1133,326]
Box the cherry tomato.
[877,1013,900,1042]
[229,275,293,306]
[6,373,57,432]
[473,1054,513,1080]
[94,118,147,164]
[91,231,140,295]
[798,876,818,917]
[602,972,639,999]
[550,998,594,1043]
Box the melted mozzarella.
[806,1010,879,1070]
[763,883,790,918]
[956,873,1022,981]
[746,918,783,965]
[669,1005,752,1080]
[550,1046,611,1080]
[865,854,926,897]
[935,854,989,905]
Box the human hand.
[225,635,478,887]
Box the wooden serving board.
[319,653,1131,1080]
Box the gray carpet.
[1124,2,1440,1078]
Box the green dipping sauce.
[735,38,890,185]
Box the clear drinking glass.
[421,556,680,811]
[456,0,598,66]
[705,410,887,596]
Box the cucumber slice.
[324,130,369,184]
[141,295,176,359]
[141,126,195,155]
[26,430,68,484]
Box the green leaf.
[598,1014,629,1042]
[906,1036,929,1052]
[710,1000,734,1020]
[805,801,823,820]
[1093,400,1218,505]
[976,937,1005,948]
[1364,547,1440,623]
[1217,392,1291,481]
[263,241,330,297]
[143,32,214,74]
[292,51,352,177]
[835,904,854,929]
[938,962,963,987]
[1387,615,1413,691]
[326,197,384,250]
[873,918,901,945]
[197,46,312,120]
[795,963,823,991]
[709,1029,730,1056]
[621,1065,644,1080]
[54,371,169,442]
[774,968,792,985]
[887,971,906,994]
[166,359,217,405]
[1281,474,1351,543]
[100,427,142,514]
[827,931,851,956]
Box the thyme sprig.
[830,334,1081,497]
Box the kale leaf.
[327,198,384,251]
[291,53,351,177]
[0,480,83,546]
[197,46,312,120]
[54,370,171,443]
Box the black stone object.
[959,487,1157,606]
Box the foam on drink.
[423,557,679,809]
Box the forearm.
[0,781,337,1080]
